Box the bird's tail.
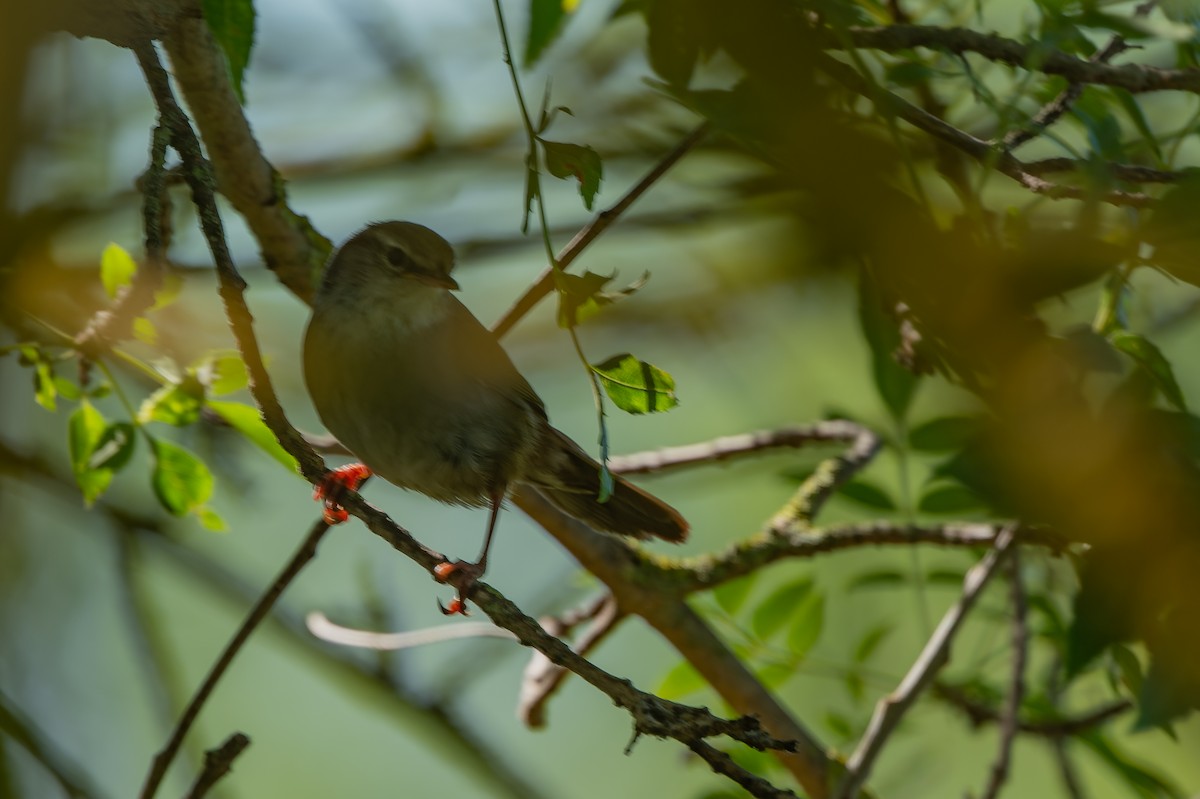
[528,427,688,542]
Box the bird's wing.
[440,296,548,422]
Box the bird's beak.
[409,269,460,291]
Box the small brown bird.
[303,221,688,611]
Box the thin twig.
[137,518,330,799]
[74,123,169,356]
[836,526,1017,799]
[934,683,1132,737]
[841,25,1200,95]
[306,612,516,649]
[816,54,1154,208]
[183,733,250,799]
[491,122,710,339]
[519,594,624,727]
[687,739,800,799]
[979,547,1028,799]
[0,689,97,799]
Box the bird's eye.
[384,245,410,268]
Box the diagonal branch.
[491,122,710,338]
[836,526,1018,799]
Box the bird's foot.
[433,560,486,616]
[313,463,372,525]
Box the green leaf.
[1133,656,1196,732]
[858,274,918,423]
[786,592,825,657]
[908,416,980,452]
[555,270,649,328]
[202,0,256,103]
[885,60,934,87]
[53,377,81,401]
[846,570,906,590]
[1110,88,1163,164]
[100,242,137,299]
[1111,644,1144,697]
[68,400,112,505]
[151,438,214,516]
[197,506,229,533]
[1110,331,1187,411]
[823,711,855,740]
[524,0,572,67]
[139,378,205,426]
[917,483,986,514]
[207,399,299,472]
[196,350,249,396]
[540,139,603,210]
[34,362,57,411]
[592,353,678,414]
[133,317,158,345]
[751,577,814,639]
[89,422,137,473]
[657,660,707,700]
[854,625,891,663]
[837,479,896,510]
[713,574,754,615]
[1077,732,1186,798]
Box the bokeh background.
[3,1,1200,797]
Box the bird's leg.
[435,488,504,616]
[313,463,372,525]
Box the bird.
[303,221,688,613]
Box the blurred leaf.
[1111,644,1144,697]
[207,400,299,472]
[151,438,214,516]
[89,422,136,473]
[847,570,906,590]
[555,269,648,328]
[756,662,794,689]
[133,317,158,345]
[53,377,81,401]
[1078,731,1186,798]
[908,416,980,452]
[884,60,934,87]
[152,271,184,311]
[1145,173,1200,287]
[786,593,825,656]
[713,574,754,615]
[657,660,707,700]
[1067,548,1138,678]
[1062,324,1124,372]
[1110,331,1187,411]
[1072,87,1124,160]
[541,139,603,210]
[196,350,249,396]
[926,568,967,585]
[823,711,855,740]
[858,274,918,423]
[34,362,56,411]
[645,0,714,86]
[203,0,256,103]
[592,353,678,414]
[1134,657,1198,732]
[844,669,865,702]
[917,483,986,514]
[68,400,112,505]
[139,377,205,426]
[197,506,229,533]
[752,577,813,639]
[1110,89,1163,164]
[100,242,137,299]
[854,624,892,663]
[524,0,571,67]
[838,479,896,510]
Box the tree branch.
[979,548,1028,799]
[842,25,1200,95]
[836,526,1017,799]
[491,122,710,338]
[182,733,250,799]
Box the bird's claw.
[314,463,372,525]
[433,560,485,616]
